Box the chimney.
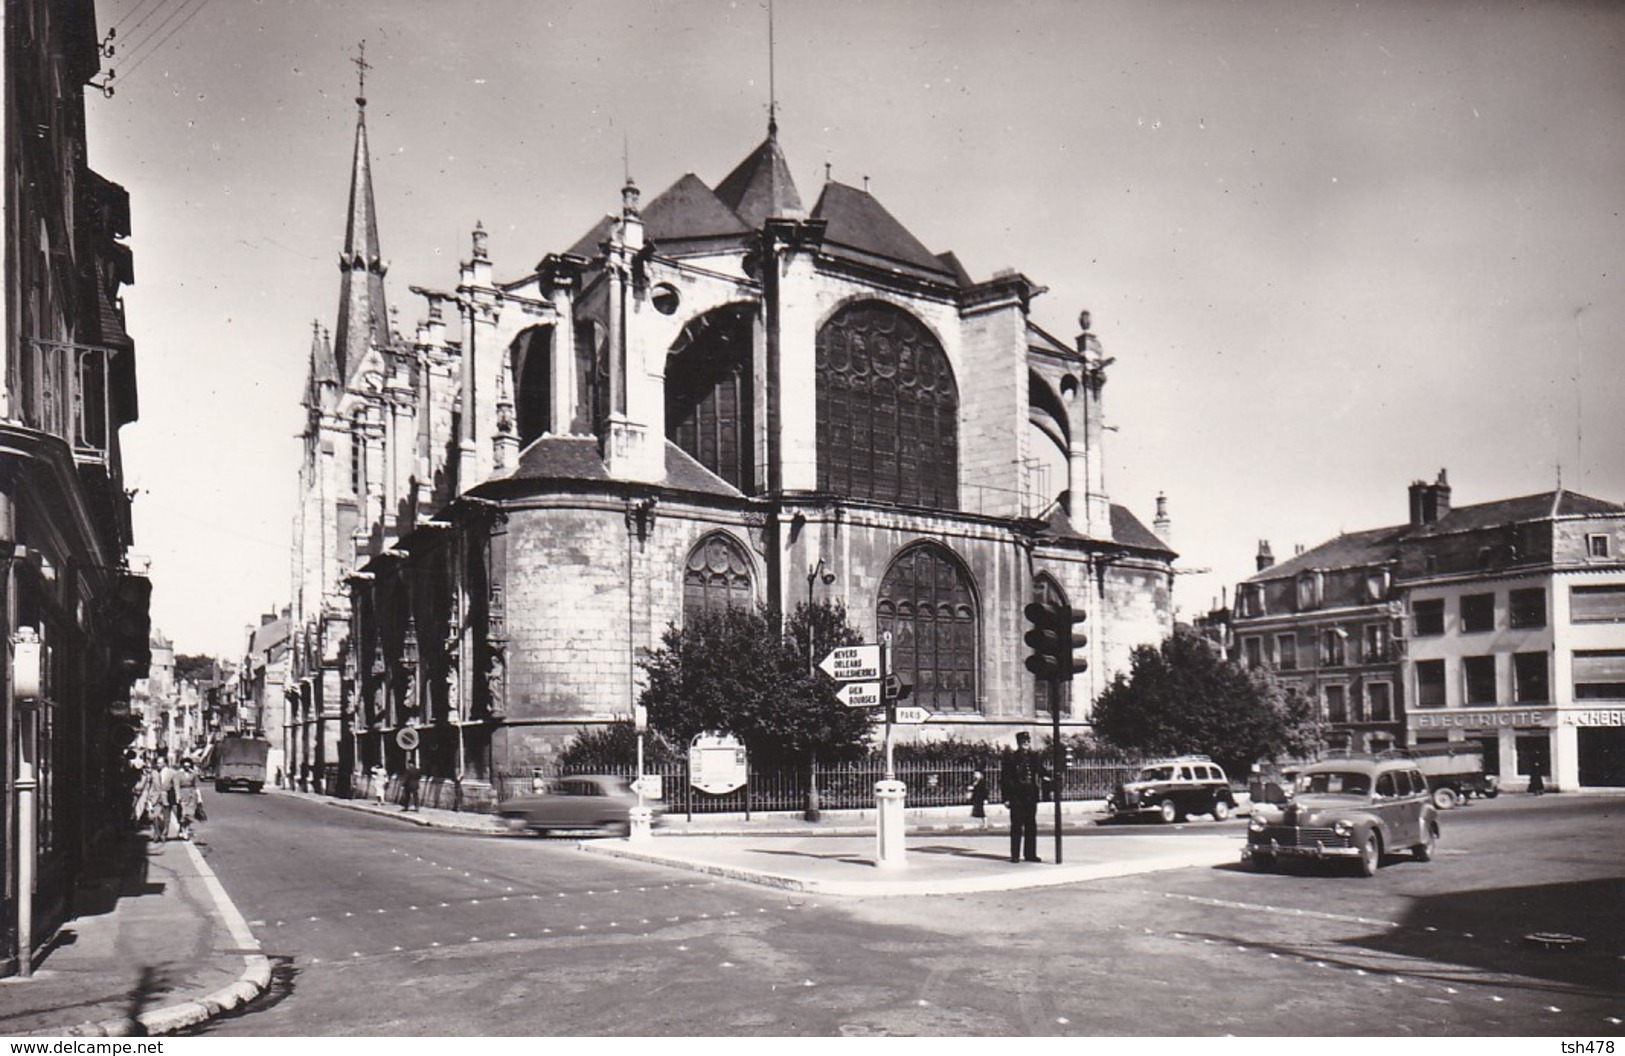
[1153,492,1172,546]
[1409,468,1452,526]
[261,612,278,626]
[1256,540,1275,572]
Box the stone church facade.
[287,98,1177,797]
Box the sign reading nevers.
[819,645,882,682]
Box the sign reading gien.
[818,644,882,682]
[836,681,883,708]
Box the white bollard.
[874,779,907,869]
[627,805,654,842]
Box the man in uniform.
[1001,731,1049,863]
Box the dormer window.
[1296,573,1321,612]
[1364,569,1390,602]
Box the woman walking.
[172,757,204,841]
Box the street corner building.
[1229,469,1625,792]
[286,88,1179,807]
[2,2,149,974]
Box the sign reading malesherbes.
[818,645,882,683]
[688,732,748,795]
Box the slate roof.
[1249,489,1625,581]
[811,180,959,283]
[560,139,961,288]
[713,135,803,228]
[1041,502,1176,556]
[500,434,743,500]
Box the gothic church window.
[666,305,755,491]
[817,301,958,508]
[878,543,978,713]
[682,533,755,619]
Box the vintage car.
[1243,755,1439,876]
[1106,756,1237,823]
[496,774,661,836]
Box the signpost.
[893,706,932,725]
[819,638,910,868]
[818,645,882,682]
[836,681,882,708]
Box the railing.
[492,755,1144,817]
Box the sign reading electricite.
[1414,709,1554,730]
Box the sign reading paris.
[818,645,882,682]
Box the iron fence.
[493,755,1144,817]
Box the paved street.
[187,792,1623,1036]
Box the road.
[188,791,1624,1036]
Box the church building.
[287,83,1178,799]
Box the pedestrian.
[153,754,178,842]
[371,763,388,805]
[132,762,160,832]
[967,769,988,828]
[401,760,422,812]
[172,757,204,841]
[1000,731,1049,863]
[1528,758,1546,796]
[299,762,312,794]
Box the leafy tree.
[1090,628,1324,776]
[559,721,680,773]
[638,601,874,771]
[175,654,220,683]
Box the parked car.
[1243,754,1439,876]
[1106,756,1236,823]
[1403,743,1499,809]
[496,775,660,836]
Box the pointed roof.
[643,173,754,243]
[812,181,959,283]
[714,134,804,228]
[305,321,338,409]
[333,101,391,381]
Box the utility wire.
[112,0,171,35]
[119,0,211,81]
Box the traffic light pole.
[1050,675,1063,865]
[875,632,905,868]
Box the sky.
[83,0,1625,659]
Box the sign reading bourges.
[1415,707,1625,730]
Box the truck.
[209,734,272,793]
[1401,743,1498,809]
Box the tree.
[559,721,680,772]
[638,601,874,772]
[1090,629,1324,776]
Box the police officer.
[1001,731,1049,863]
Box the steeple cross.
[353,40,372,102]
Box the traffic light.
[112,572,153,683]
[1024,601,1089,680]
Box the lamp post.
[804,557,834,821]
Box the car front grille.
[1253,825,1350,849]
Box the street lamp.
[804,557,835,822]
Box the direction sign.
[836,681,883,708]
[819,645,882,682]
[893,706,933,725]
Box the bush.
[559,721,680,773]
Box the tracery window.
[666,305,755,491]
[817,301,957,508]
[682,533,755,619]
[877,543,978,713]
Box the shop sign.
[1560,709,1625,727]
[1414,709,1554,730]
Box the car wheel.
[1432,786,1459,811]
[604,819,631,838]
[1212,798,1232,822]
[1158,799,1180,824]
[1249,853,1276,873]
[1358,833,1381,877]
[1414,823,1437,862]
[215,781,228,793]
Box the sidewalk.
[1,831,270,1038]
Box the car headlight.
[1248,816,1266,833]
[1332,820,1351,837]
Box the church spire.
[333,41,390,381]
